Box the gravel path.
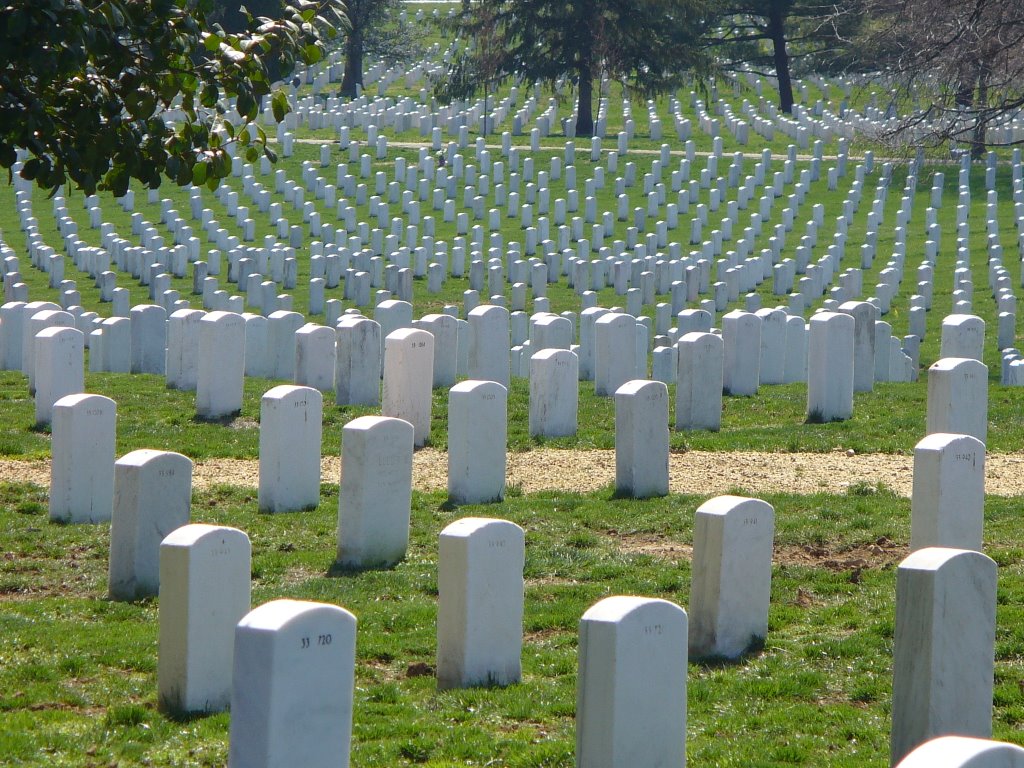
[5,449,1024,497]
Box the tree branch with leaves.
[0,0,346,195]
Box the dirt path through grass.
[5,449,1024,496]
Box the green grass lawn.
[3,482,1024,766]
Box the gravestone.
[197,311,245,419]
[267,310,305,380]
[911,433,985,552]
[437,517,525,689]
[448,380,507,504]
[25,308,75,393]
[895,736,1024,768]
[335,316,381,406]
[49,393,116,524]
[576,596,688,768]
[259,385,323,513]
[676,331,723,431]
[415,313,459,388]
[529,348,578,437]
[130,304,167,374]
[594,312,637,396]
[0,300,27,370]
[940,314,986,362]
[243,313,270,378]
[336,416,414,569]
[228,599,357,768]
[34,326,84,425]
[20,301,63,375]
[927,358,988,443]
[807,311,855,422]
[783,315,808,384]
[467,304,511,387]
[615,379,669,498]
[689,496,775,659]
[374,300,415,372]
[294,324,336,392]
[755,307,787,385]
[382,328,434,447]
[722,310,761,396]
[891,547,997,764]
[109,450,193,600]
[100,316,132,373]
[839,300,877,392]
[165,309,205,390]
[158,524,251,715]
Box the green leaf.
[236,91,256,120]
[193,161,208,186]
[303,44,322,64]
[20,158,40,181]
[271,90,289,123]
[203,33,221,52]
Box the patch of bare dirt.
[615,533,693,562]
[610,533,906,573]
[774,536,908,571]
[4,450,1024,496]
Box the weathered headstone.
[722,309,761,396]
[34,326,84,425]
[594,312,637,396]
[294,324,336,392]
[927,357,988,443]
[807,311,855,422]
[382,328,434,448]
[689,496,775,659]
[336,416,414,569]
[467,304,511,387]
[615,379,669,498]
[911,433,985,552]
[676,331,723,431]
[158,524,252,715]
[266,310,305,380]
[25,308,75,393]
[258,385,323,513]
[165,309,205,390]
[228,599,357,768]
[196,311,245,419]
[448,380,507,504]
[130,304,168,374]
[891,547,997,765]
[109,450,193,600]
[335,316,381,406]
[576,596,688,768]
[529,348,578,437]
[437,517,525,689]
[940,314,986,362]
[415,312,459,388]
[839,300,877,392]
[49,393,116,524]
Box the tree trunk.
[970,65,991,160]
[767,1,795,114]
[341,26,364,98]
[575,63,594,137]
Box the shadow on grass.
[191,411,246,426]
[326,559,402,578]
[690,635,766,668]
